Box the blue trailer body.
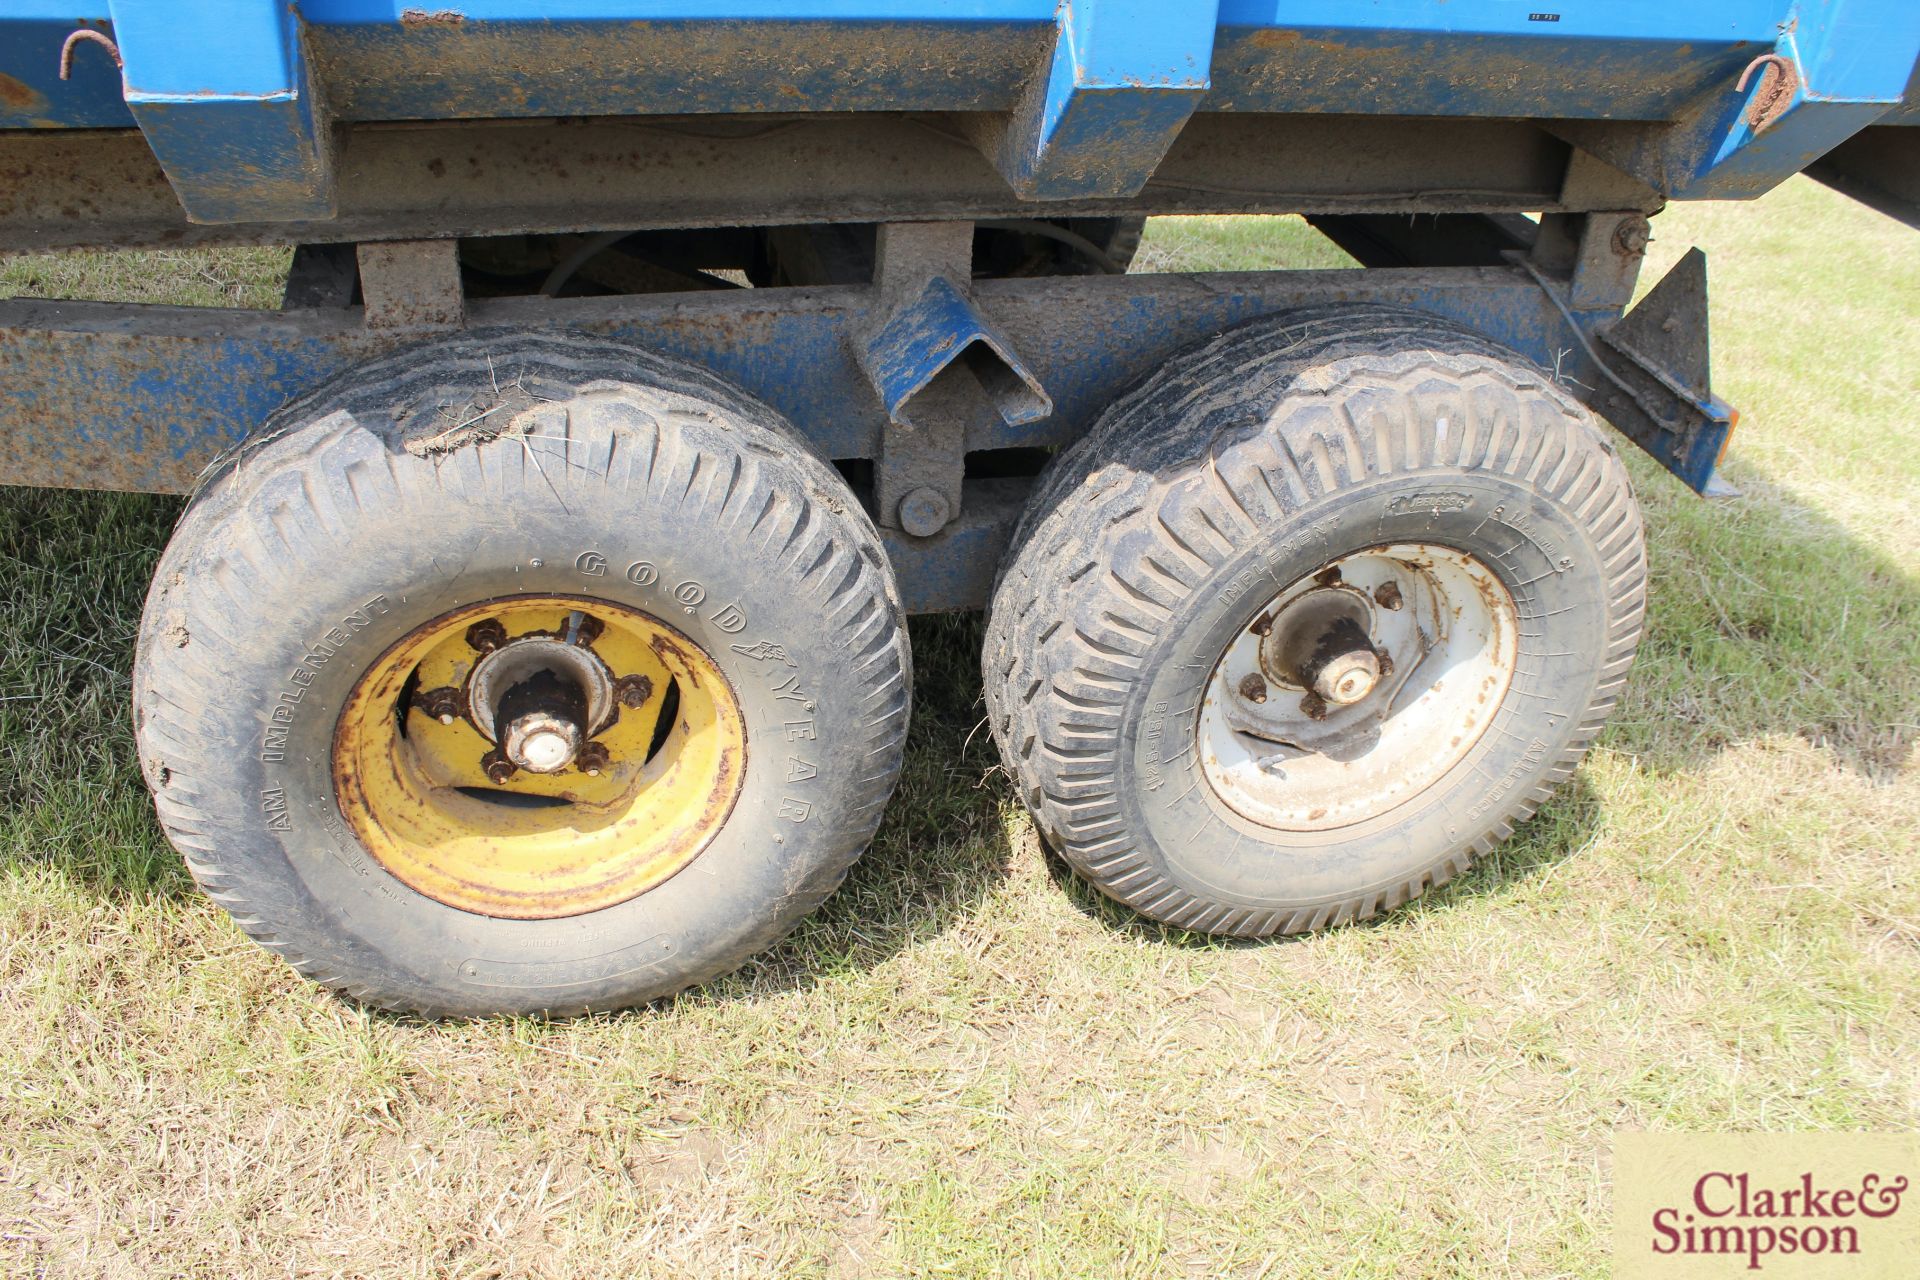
[6,2,1915,214]
[0,0,1915,605]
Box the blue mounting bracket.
[106,0,334,224]
[861,276,1052,428]
[992,0,1221,199]
[1560,0,1920,201]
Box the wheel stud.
[483,751,516,784]
[577,741,611,776]
[613,673,653,709]
[1373,581,1403,610]
[466,618,508,652]
[1238,673,1268,703]
[414,686,463,725]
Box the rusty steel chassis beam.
[0,202,1733,613]
[0,112,1660,253]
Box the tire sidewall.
[145,397,893,1015]
[1118,468,1609,908]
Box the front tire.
[135,332,911,1016]
[984,306,1646,936]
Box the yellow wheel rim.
[333,595,746,919]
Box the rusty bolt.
[1299,691,1329,721]
[416,686,462,725]
[613,673,654,709]
[466,618,508,653]
[1373,581,1404,610]
[577,741,612,777]
[1613,216,1652,256]
[483,752,516,785]
[565,612,605,647]
[1249,611,1273,637]
[1237,673,1269,704]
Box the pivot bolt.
[466,618,508,653]
[1613,215,1652,256]
[897,487,951,538]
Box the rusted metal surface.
[57,30,121,80]
[356,239,464,330]
[0,264,1609,497]
[1736,53,1800,133]
[0,113,1570,254]
[332,594,747,918]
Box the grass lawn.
[1,181,1915,1278]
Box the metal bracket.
[106,0,335,224]
[859,223,1052,536]
[1525,246,1735,494]
[1529,211,1653,313]
[1548,10,1919,203]
[987,0,1219,199]
[357,240,464,331]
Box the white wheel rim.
[1197,543,1519,832]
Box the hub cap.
[1197,545,1518,831]
[333,596,746,919]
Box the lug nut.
[466,618,508,653]
[1373,581,1403,610]
[483,752,516,785]
[414,686,463,725]
[563,611,605,647]
[577,741,611,777]
[613,673,654,709]
[1238,673,1269,704]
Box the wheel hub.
[466,624,616,778]
[333,595,747,919]
[1198,544,1518,831]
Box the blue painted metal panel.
[1673,0,1920,198]
[0,7,133,130]
[6,0,1916,215]
[0,269,1689,493]
[996,0,1219,199]
[106,0,334,222]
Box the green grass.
[1,181,1916,1278]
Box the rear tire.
[135,331,911,1016]
[984,305,1646,936]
